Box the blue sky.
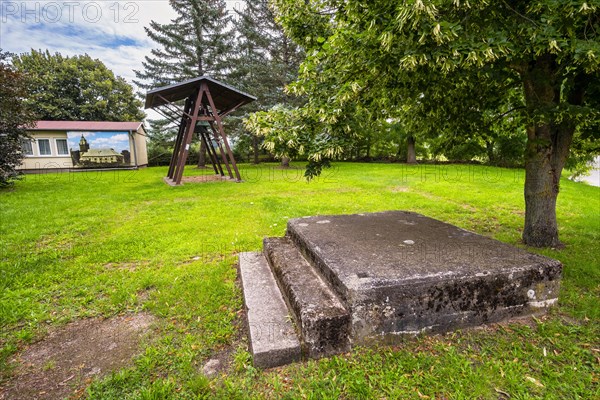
[0,1,244,85]
[67,131,130,152]
[1,1,177,83]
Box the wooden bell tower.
[145,77,256,185]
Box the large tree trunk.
[280,156,290,168]
[520,55,584,247]
[406,135,417,164]
[252,134,260,164]
[485,140,495,165]
[522,125,570,247]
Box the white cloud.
[108,133,129,141]
[67,131,96,138]
[1,1,179,82]
[2,1,244,122]
[67,131,129,150]
[1,1,244,84]
[88,134,129,151]
[93,137,117,145]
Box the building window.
[56,139,69,155]
[21,139,33,156]
[38,139,51,156]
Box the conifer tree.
[229,0,303,164]
[134,0,234,89]
[135,0,234,167]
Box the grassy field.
[1,163,598,399]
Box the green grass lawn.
[1,163,598,399]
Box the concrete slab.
[287,211,562,342]
[238,252,301,368]
[264,237,350,358]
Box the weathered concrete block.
[238,252,301,368]
[287,211,561,342]
[264,237,351,358]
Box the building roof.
[31,121,144,132]
[144,76,256,113]
[81,149,122,157]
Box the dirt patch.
[511,209,525,217]
[460,203,477,212]
[0,313,155,400]
[390,186,410,193]
[103,261,150,271]
[181,175,235,184]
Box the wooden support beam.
[157,95,194,119]
[167,97,192,179]
[208,121,233,179]
[204,87,242,182]
[196,102,224,176]
[219,99,248,118]
[154,107,181,125]
[199,129,221,176]
[171,115,191,182]
[173,88,203,185]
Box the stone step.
[238,252,301,368]
[263,237,351,358]
[286,220,349,302]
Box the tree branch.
[501,1,538,27]
[488,106,525,127]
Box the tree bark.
[280,156,290,168]
[485,140,495,165]
[522,125,565,248]
[406,135,417,164]
[252,134,260,164]
[520,55,585,247]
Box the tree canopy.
[134,0,233,90]
[230,0,303,108]
[227,0,304,163]
[134,0,235,167]
[246,1,600,247]
[135,0,304,165]
[13,50,144,122]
